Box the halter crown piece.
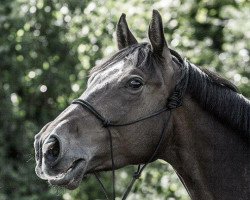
[72,53,189,200]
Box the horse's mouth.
[48,159,86,190]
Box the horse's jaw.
[35,159,87,190]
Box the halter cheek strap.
[71,56,189,200]
[72,99,171,200]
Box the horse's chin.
[47,159,87,190]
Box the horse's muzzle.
[34,131,88,189]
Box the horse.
[34,10,250,200]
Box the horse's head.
[34,10,181,190]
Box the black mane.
[90,43,250,135]
[187,61,250,135]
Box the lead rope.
[71,55,189,200]
[92,111,170,200]
[92,127,116,200]
[72,97,172,200]
[108,126,116,200]
[93,126,116,200]
[94,172,110,200]
[121,115,169,200]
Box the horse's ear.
[116,13,138,50]
[148,10,171,60]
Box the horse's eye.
[127,78,143,90]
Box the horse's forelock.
[89,43,153,76]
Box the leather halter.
[72,54,189,200]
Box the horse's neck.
[161,95,250,200]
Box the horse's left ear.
[116,13,138,50]
[148,10,171,61]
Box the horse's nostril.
[45,136,60,166]
[47,144,59,159]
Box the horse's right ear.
[116,14,138,50]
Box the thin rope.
[71,55,190,200]
[121,113,170,200]
[94,172,110,200]
[107,127,116,200]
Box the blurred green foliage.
[0,0,249,199]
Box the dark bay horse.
[34,10,250,200]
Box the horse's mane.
[90,43,250,136]
[187,61,250,136]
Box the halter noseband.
[71,55,189,200]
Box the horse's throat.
[161,96,250,200]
